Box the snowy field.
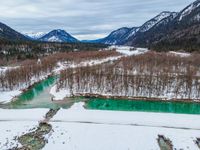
[0,109,48,149]
[44,122,199,150]
[169,51,191,57]
[46,103,200,150]
[0,66,19,73]
[1,47,199,150]
[52,102,200,130]
[0,109,48,121]
[0,121,39,150]
[0,103,200,149]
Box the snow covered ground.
[108,45,149,56]
[51,46,149,100]
[0,121,38,150]
[0,66,19,73]
[53,55,122,74]
[0,73,50,103]
[0,109,48,149]
[50,85,70,101]
[0,48,124,103]
[169,51,191,57]
[0,46,149,103]
[116,47,148,56]
[45,102,200,150]
[52,102,200,130]
[44,122,199,150]
[51,55,123,100]
[0,90,22,104]
[0,109,48,121]
[1,103,200,149]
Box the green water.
[2,76,76,109]
[85,98,200,114]
[1,76,200,114]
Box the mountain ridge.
[39,29,79,43]
[0,22,29,41]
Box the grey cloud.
[0,0,194,39]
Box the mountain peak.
[178,0,200,21]
[51,29,66,33]
[97,27,132,45]
[0,22,28,41]
[139,11,176,32]
[23,32,46,40]
[39,29,79,43]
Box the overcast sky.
[0,0,194,40]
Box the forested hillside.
[0,40,107,65]
[56,51,200,100]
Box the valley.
[1,46,200,150]
[1,0,200,149]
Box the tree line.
[57,51,200,100]
[0,39,107,65]
[0,50,119,91]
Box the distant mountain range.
[23,32,46,40]
[0,22,28,41]
[24,29,79,43]
[91,11,176,45]
[38,29,79,43]
[0,0,200,51]
[0,24,79,43]
[93,0,200,51]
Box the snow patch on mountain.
[101,27,132,45]
[48,36,62,42]
[179,0,200,21]
[39,29,79,43]
[125,27,140,40]
[139,11,174,32]
[23,32,46,39]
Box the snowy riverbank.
[46,102,200,150]
[50,47,149,101]
[0,47,130,103]
[0,109,49,149]
[1,103,200,150]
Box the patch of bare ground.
[12,108,60,150]
[157,135,173,150]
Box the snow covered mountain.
[88,12,177,45]
[86,27,141,45]
[124,27,140,40]
[23,32,46,40]
[150,0,200,51]
[99,27,132,44]
[138,11,177,32]
[122,0,200,51]
[178,0,200,21]
[39,29,79,43]
[125,11,178,46]
[0,22,28,41]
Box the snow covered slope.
[88,12,176,45]
[139,11,177,32]
[178,0,200,21]
[44,102,200,150]
[39,29,79,43]
[23,32,46,40]
[0,22,28,41]
[45,122,200,150]
[88,27,134,45]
